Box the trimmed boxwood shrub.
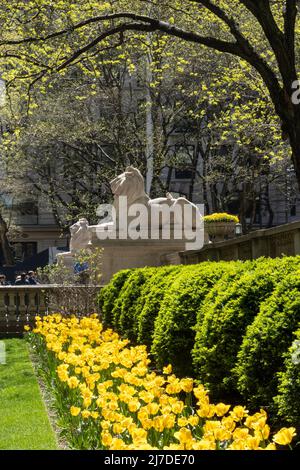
[192,257,300,399]
[96,256,300,424]
[97,269,131,326]
[274,329,300,427]
[111,267,157,340]
[151,261,239,376]
[136,266,181,346]
[233,270,300,409]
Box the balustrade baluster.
[17,289,27,334]
[0,288,8,336]
[7,290,17,335]
[27,288,38,327]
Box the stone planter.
[205,221,236,242]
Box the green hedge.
[111,267,157,340]
[192,257,300,400]
[98,269,131,326]
[151,262,241,376]
[234,269,300,410]
[97,256,300,424]
[274,329,300,426]
[136,266,181,347]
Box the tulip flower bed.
[26,314,297,451]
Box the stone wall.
[168,221,300,265]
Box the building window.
[10,242,37,263]
[291,204,297,217]
[11,200,38,225]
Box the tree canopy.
[0,1,299,187]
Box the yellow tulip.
[265,443,277,450]
[188,415,199,427]
[67,376,80,389]
[273,427,296,446]
[193,439,217,450]
[230,406,249,421]
[180,378,194,393]
[174,427,193,444]
[81,410,91,419]
[163,364,172,374]
[101,432,113,447]
[70,406,81,417]
[215,403,231,417]
[246,436,261,450]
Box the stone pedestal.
[56,251,75,269]
[89,226,188,284]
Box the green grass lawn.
[0,338,58,450]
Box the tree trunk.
[287,117,300,190]
[145,47,154,195]
[0,214,15,266]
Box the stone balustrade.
[173,220,300,265]
[0,285,101,337]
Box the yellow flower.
[163,414,176,429]
[166,382,182,394]
[233,427,249,440]
[31,315,295,452]
[188,415,199,427]
[228,441,246,450]
[246,436,261,450]
[152,416,164,433]
[128,400,141,413]
[109,438,128,450]
[273,427,296,446]
[178,417,188,427]
[193,439,216,450]
[81,410,91,419]
[171,401,184,414]
[215,403,231,417]
[164,444,182,450]
[70,406,81,417]
[102,432,113,447]
[214,428,232,441]
[131,428,148,444]
[180,378,194,393]
[139,390,155,403]
[230,406,249,421]
[197,404,215,418]
[24,325,30,331]
[101,420,111,431]
[163,364,172,374]
[174,427,193,444]
[255,424,270,441]
[193,384,208,400]
[265,443,277,450]
[67,376,80,389]
[147,402,160,415]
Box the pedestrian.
[27,270,39,285]
[14,272,30,285]
[0,274,9,286]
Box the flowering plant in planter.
[204,213,239,224]
[204,213,239,241]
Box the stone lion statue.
[69,218,91,254]
[109,166,201,229]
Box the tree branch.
[239,0,298,86]
[284,0,297,62]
